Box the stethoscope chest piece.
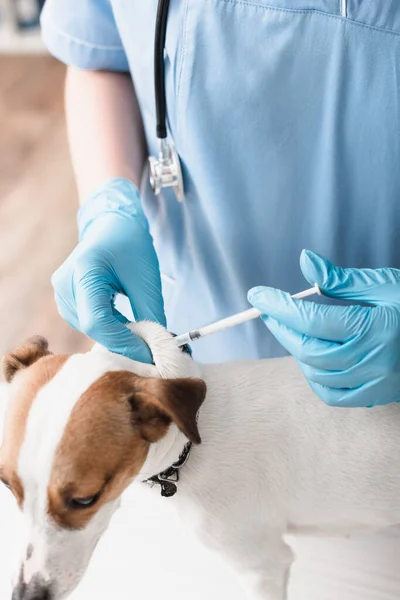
[149,0,185,203]
[149,138,184,202]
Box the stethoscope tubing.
[154,0,170,140]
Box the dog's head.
[0,324,206,600]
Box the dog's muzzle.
[12,575,52,600]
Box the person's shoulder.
[41,0,129,71]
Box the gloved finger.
[51,251,88,331]
[123,247,167,327]
[297,342,380,389]
[111,304,129,325]
[53,291,79,331]
[111,294,130,325]
[249,287,371,342]
[262,316,357,371]
[300,250,400,305]
[307,376,389,408]
[74,275,153,363]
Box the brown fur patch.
[48,371,151,529]
[0,354,69,506]
[48,371,206,530]
[2,336,51,383]
[137,377,206,445]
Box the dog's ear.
[2,336,52,383]
[130,377,206,445]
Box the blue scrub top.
[41,1,400,363]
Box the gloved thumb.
[300,249,400,305]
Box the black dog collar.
[143,442,192,498]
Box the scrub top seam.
[210,0,400,39]
[42,18,125,51]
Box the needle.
[174,284,321,347]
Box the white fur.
[8,322,400,600]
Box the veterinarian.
[41,2,400,598]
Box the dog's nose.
[12,581,51,600]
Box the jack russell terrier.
[1,322,400,600]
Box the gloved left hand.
[52,178,165,363]
[248,250,400,408]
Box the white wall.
[0,0,45,53]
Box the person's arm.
[41,3,165,362]
[50,68,165,362]
[65,67,147,200]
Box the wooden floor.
[0,56,91,363]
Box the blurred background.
[0,0,90,361]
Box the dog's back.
[196,356,400,534]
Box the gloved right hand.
[52,178,166,363]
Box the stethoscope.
[148,0,185,202]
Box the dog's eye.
[68,492,101,510]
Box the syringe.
[174,284,321,347]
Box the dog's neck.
[94,322,203,484]
[138,422,188,480]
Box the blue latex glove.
[52,178,166,363]
[248,250,400,407]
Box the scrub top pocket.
[220,0,340,13]
[346,1,400,34]
[211,0,400,31]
